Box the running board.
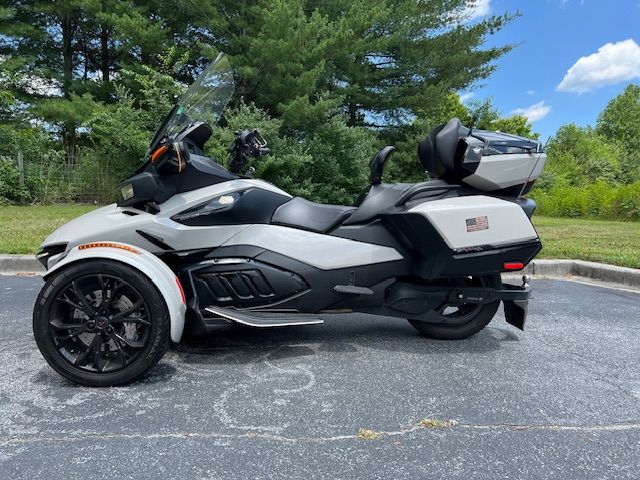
[204,306,324,328]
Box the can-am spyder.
[33,54,546,386]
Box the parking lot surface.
[0,276,639,479]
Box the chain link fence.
[2,150,117,204]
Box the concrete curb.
[0,255,44,275]
[0,255,639,287]
[520,259,640,288]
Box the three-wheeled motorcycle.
[33,54,545,386]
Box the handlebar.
[149,141,191,175]
[228,128,270,174]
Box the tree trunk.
[100,25,110,84]
[61,10,77,162]
[347,101,358,127]
[61,11,73,98]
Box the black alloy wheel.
[408,275,501,340]
[33,260,170,386]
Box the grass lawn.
[532,216,640,269]
[0,204,98,255]
[0,204,638,269]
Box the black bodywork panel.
[381,210,541,279]
[119,154,237,208]
[188,258,309,309]
[171,188,290,226]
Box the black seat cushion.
[271,197,356,233]
[342,180,452,226]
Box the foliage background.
[0,0,638,218]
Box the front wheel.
[408,275,501,340]
[33,260,170,386]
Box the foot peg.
[204,306,323,328]
[334,285,374,295]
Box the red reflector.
[503,262,525,271]
[175,276,186,304]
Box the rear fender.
[45,242,186,342]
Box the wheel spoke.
[110,335,134,368]
[73,333,103,366]
[120,316,150,326]
[104,281,125,309]
[111,331,145,349]
[97,274,108,308]
[71,281,96,317]
[94,350,108,372]
[56,295,86,313]
[111,299,144,322]
[50,318,89,337]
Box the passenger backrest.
[418,118,464,178]
[435,118,463,171]
[369,146,396,185]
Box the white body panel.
[463,153,547,191]
[409,196,538,250]
[42,179,292,257]
[42,178,402,271]
[220,224,403,270]
[45,243,187,342]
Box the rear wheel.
[408,275,501,340]
[33,260,170,386]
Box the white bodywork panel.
[45,243,187,342]
[221,224,403,270]
[42,178,402,272]
[409,196,538,250]
[463,153,547,191]
[42,179,292,255]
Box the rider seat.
[342,180,453,225]
[271,197,356,233]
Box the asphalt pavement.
[0,275,638,479]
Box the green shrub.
[0,157,44,204]
[531,181,640,220]
[210,101,375,205]
[0,158,27,203]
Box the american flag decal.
[466,215,489,232]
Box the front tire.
[408,275,501,340]
[33,260,170,386]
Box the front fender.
[45,242,186,343]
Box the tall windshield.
[149,53,235,151]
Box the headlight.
[120,183,134,200]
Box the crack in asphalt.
[2,421,639,446]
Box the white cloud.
[459,91,474,102]
[557,39,640,94]
[464,0,491,20]
[525,89,536,96]
[510,101,551,122]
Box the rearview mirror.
[117,172,159,207]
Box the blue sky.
[465,0,640,140]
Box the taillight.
[503,262,525,271]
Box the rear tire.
[408,275,501,340]
[33,260,170,386]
